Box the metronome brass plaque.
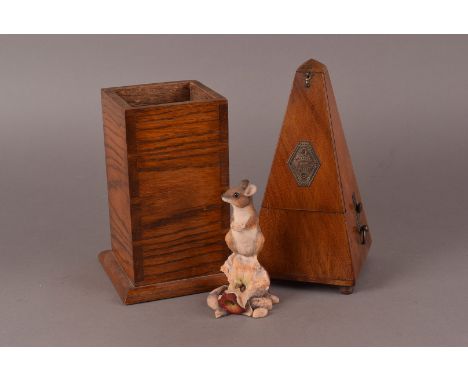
[287,141,321,187]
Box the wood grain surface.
[100,81,229,303]
[259,59,371,292]
[321,70,372,279]
[260,209,354,285]
[261,69,343,213]
[99,250,227,304]
[101,91,135,280]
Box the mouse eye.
[233,192,240,198]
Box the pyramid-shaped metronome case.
[259,59,372,294]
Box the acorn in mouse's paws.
[207,179,279,319]
[218,293,246,314]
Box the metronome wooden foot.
[339,286,354,295]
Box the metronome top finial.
[297,58,328,74]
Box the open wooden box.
[98,80,230,304]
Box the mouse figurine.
[223,179,265,257]
[207,179,279,318]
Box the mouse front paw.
[231,223,244,231]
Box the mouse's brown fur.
[221,179,264,257]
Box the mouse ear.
[240,179,250,190]
[244,183,257,197]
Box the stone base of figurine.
[207,253,279,319]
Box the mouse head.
[221,179,257,208]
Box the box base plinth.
[98,250,227,305]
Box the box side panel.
[128,101,230,286]
[101,92,134,281]
[261,71,344,213]
[323,72,372,278]
[218,103,230,233]
[258,208,354,285]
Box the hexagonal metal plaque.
[287,141,321,187]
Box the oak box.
[98,80,230,304]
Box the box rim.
[101,80,226,110]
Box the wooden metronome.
[258,59,371,294]
[98,80,230,304]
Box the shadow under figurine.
[207,179,279,318]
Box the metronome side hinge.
[352,192,369,245]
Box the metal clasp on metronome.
[305,72,312,87]
[352,193,369,245]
